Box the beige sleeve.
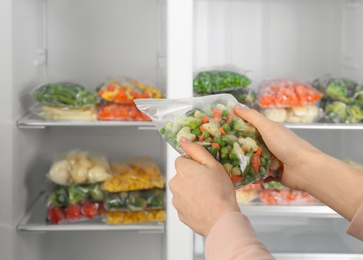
[205,212,274,260]
[347,201,363,241]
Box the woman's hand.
[233,105,323,192]
[169,137,240,237]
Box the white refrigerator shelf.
[17,113,363,130]
[17,193,165,233]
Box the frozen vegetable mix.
[30,104,97,121]
[33,82,98,107]
[135,94,283,188]
[97,102,151,121]
[193,70,251,94]
[105,209,166,225]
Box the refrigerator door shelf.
[17,193,165,233]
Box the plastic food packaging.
[135,94,283,189]
[258,78,322,108]
[97,102,151,121]
[235,184,261,205]
[261,104,320,123]
[30,103,97,121]
[259,182,317,205]
[47,184,104,206]
[105,209,166,225]
[48,149,111,186]
[193,68,251,95]
[47,201,105,224]
[33,82,98,107]
[102,157,165,192]
[225,88,256,107]
[104,188,165,211]
[323,101,363,123]
[97,78,163,104]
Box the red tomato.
[65,205,81,222]
[47,207,64,224]
[81,203,98,219]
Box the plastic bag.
[105,209,166,225]
[47,184,104,206]
[33,82,98,107]
[47,149,112,186]
[193,66,251,94]
[224,87,256,107]
[102,159,165,192]
[30,103,97,121]
[260,104,321,123]
[311,76,362,104]
[235,184,261,205]
[97,101,151,121]
[104,188,165,211]
[135,94,283,189]
[258,78,322,108]
[323,101,363,123]
[97,78,163,104]
[259,182,317,205]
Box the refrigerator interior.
[193,0,363,258]
[9,0,167,259]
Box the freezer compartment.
[194,215,363,259]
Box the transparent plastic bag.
[235,184,262,205]
[135,94,283,189]
[47,183,104,207]
[258,78,322,108]
[105,209,166,225]
[46,201,105,224]
[97,77,163,104]
[104,188,165,211]
[32,82,98,107]
[30,103,97,121]
[102,160,165,192]
[193,66,251,94]
[47,149,112,186]
[97,101,151,121]
[323,101,363,124]
[260,104,322,123]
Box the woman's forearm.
[301,152,363,221]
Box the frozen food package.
[323,101,363,123]
[259,181,317,205]
[33,82,98,107]
[135,94,283,188]
[104,188,165,211]
[47,184,104,206]
[193,67,251,95]
[46,201,105,224]
[30,103,97,121]
[258,78,322,108]
[47,149,112,186]
[311,76,361,104]
[105,209,166,225]
[97,101,151,121]
[261,104,321,123]
[235,184,261,205]
[102,160,165,192]
[97,78,163,104]
[224,87,256,107]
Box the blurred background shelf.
[17,193,165,233]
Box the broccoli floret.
[326,101,348,122]
[326,82,349,102]
[347,105,363,123]
[231,117,256,133]
[176,126,197,143]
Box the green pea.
[213,137,220,143]
[222,124,231,132]
[221,153,228,160]
[248,167,255,175]
[193,129,202,136]
[226,145,233,152]
[160,128,166,135]
[221,147,229,154]
[232,161,240,167]
[189,120,199,129]
[218,140,226,147]
[229,153,237,161]
[202,132,210,139]
[222,110,229,117]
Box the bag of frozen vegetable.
[104,188,165,211]
[30,103,97,121]
[193,66,251,95]
[33,82,98,107]
[97,101,151,121]
[105,209,166,225]
[323,100,363,123]
[97,77,163,105]
[259,181,317,205]
[235,184,261,205]
[135,94,283,189]
[47,149,112,186]
[260,104,321,123]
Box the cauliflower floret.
[194,110,205,119]
[232,142,244,158]
[225,135,238,143]
[88,166,111,183]
[292,104,319,123]
[202,123,221,138]
[176,126,197,142]
[232,117,256,133]
[238,137,258,152]
[71,164,88,183]
[216,104,226,112]
[49,160,72,185]
[262,108,287,123]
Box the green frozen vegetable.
[326,82,349,102]
[67,185,89,204]
[347,105,363,123]
[87,184,104,201]
[326,101,348,123]
[33,83,98,107]
[49,186,69,206]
